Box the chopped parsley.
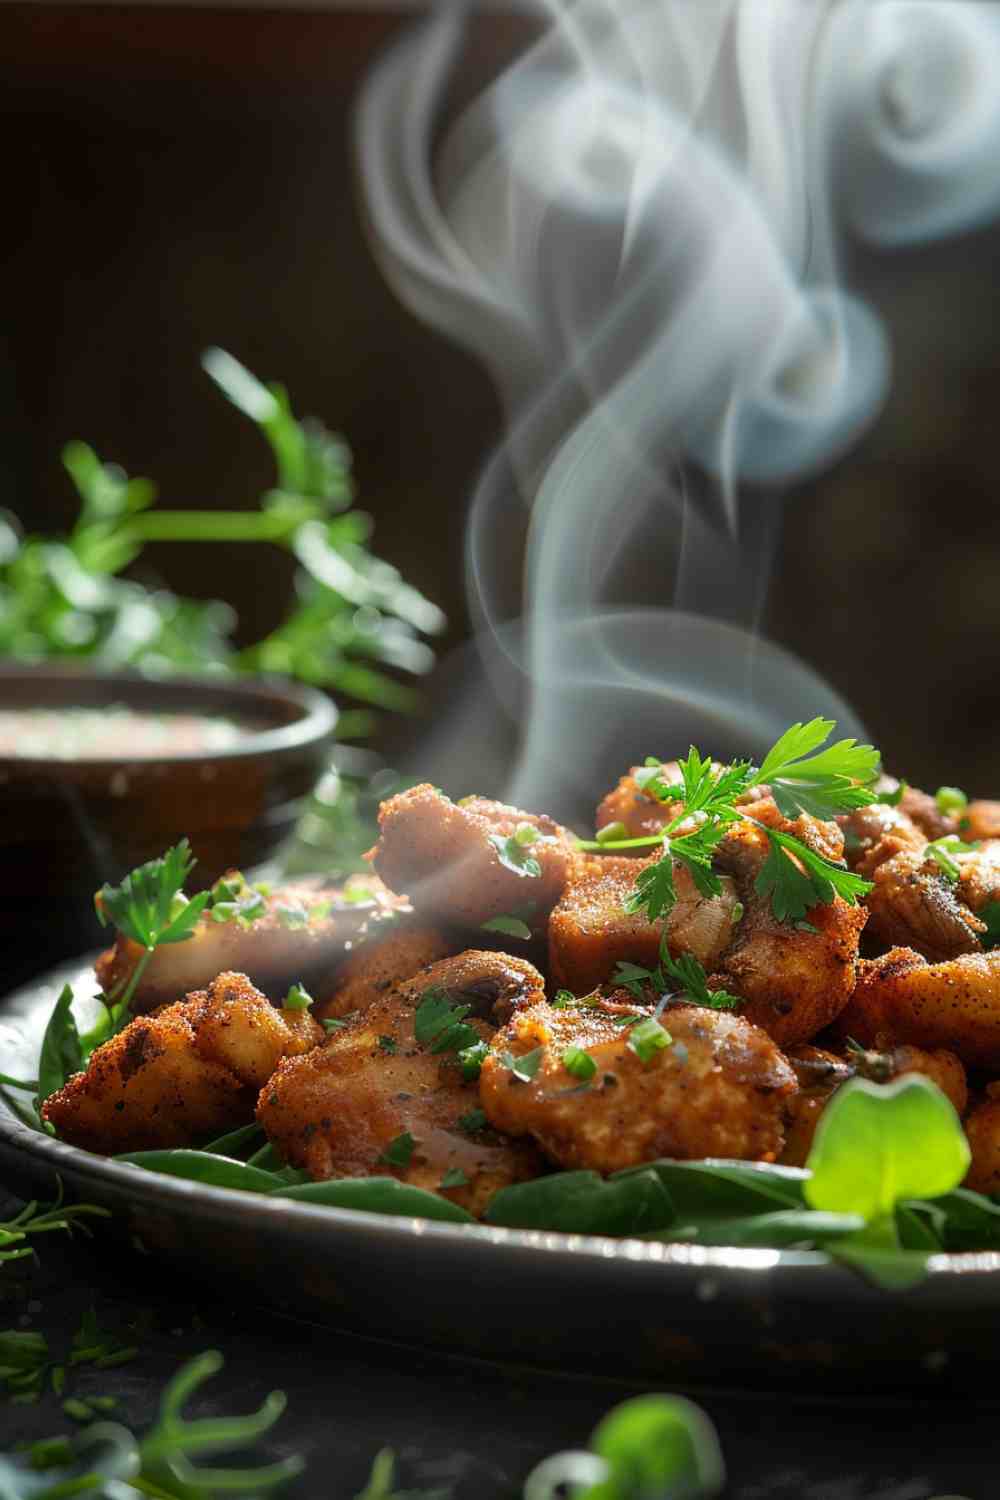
[627,1016,672,1064]
[936,785,968,815]
[612,946,741,1011]
[562,1046,597,1081]
[457,1039,489,1081]
[378,1131,416,1169]
[925,835,976,883]
[489,823,544,878]
[414,987,480,1055]
[283,983,313,1011]
[499,1046,544,1082]
[377,1034,398,1054]
[440,1168,469,1190]
[455,1107,487,1135]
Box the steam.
[356,1,1000,815]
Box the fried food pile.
[42,765,1000,1212]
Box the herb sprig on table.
[579,719,879,926]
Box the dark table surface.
[0,1184,995,1500]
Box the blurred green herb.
[1,352,443,737]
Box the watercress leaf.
[804,1076,970,1221]
[583,1394,726,1500]
[484,1169,674,1235]
[269,1177,475,1223]
[116,1150,286,1194]
[36,984,83,1109]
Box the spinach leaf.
[624,1159,807,1219]
[269,1177,476,1224]
[36,984,83,1111]
[484,1169,674,1235]
[116,1150,290,1194]
[664,1210,864,1249]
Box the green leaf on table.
[582,1394,726,1500]
[805,1076,970,1222]
[484,1169,673,1236]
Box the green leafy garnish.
[378,1132,417,1169]
[924,835,975,883]
[626,1017,672,1064]
[97,839,208,950]
[499,1047,544,1083]
[592,721,877,930]
[0,1190,108,1266]
[875,779,907,806]
[611,946,741,1012]
[488,824,544,879]
[562,1046,597,1082]
[440,1169,469,1190]
[455,1108,487,1135]
[481,914,533,940]
[457,1039,489,1081]
[936,785,968,815]
[413,988,480,1055]
[283,983,313,1012]
[979,900,1000,950]
[377,1034,398,1054]
[754,826,871,924]
[35,985,83,1112]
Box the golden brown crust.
[963,1087,1000,1193]
[899,785,958,843]
[42,972,322,1154]
[704,803,865,1046]
[833,947,1000,1069]
[547,854,738,995]
[963,802,1000,843]
[863,847,984,961]
[258,951,546,1216]
[838,804,926,875]
[367,784,574,926]
[314,922,454,1022]
[479,993,796,1172]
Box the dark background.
[4,3,1000,793]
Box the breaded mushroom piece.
[862,846,985,962]
[314,920,454,1022]
[479,989,796,1172]
[834,947,1000,1070]
[95,875,406,1014]
[963,1084,1000,1194]
[258,951,546,1217]
[43,972,323,1154]
[708,803,866,1046]
[780,1041,967,1167]
[548,854,739,995]
[367,784,575,926]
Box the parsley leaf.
[455,1108,487,1135]
[481,914,533,940]
[283,983,313,1011]
[627,1017,672,1064]
[658,950,742,1011]
[413,987,480,1055]
[457,1039,489,1081]
[378,1132,416,1169]
[376,1034,398,1054]
[499,1047,544,1082]
[875,780,907,807]
[925,835,975,884]
[562,1046,597,1081]
[440,1168,469,1190]
[488,825,544,878]
[754,826,872,924]
[97,839,209,949]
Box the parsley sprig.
[96,839,210,1020]
[582,719,878,927]
[613,943,742,1012]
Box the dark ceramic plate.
[4,962,1000,1390]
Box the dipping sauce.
[0,705,248,760]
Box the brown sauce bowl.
[0,664,337,986]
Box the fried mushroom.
[833,947,1000,1070]
[479,990,796,1172]
[42,972,322,1154]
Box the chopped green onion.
[283,983,313,1012]
[627,1017,672,1064]
[562,1046,597,1081]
